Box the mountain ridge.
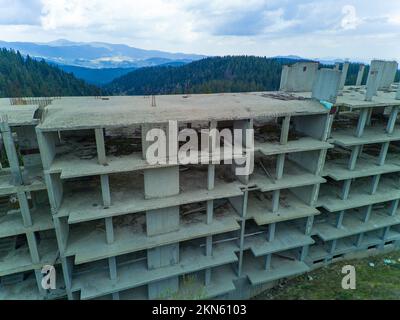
[0,40,206,69]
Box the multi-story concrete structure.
[0,60,399,300]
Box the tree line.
[0,48,101,98]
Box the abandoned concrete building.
[0,59,399,300]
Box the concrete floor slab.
[314,210,400,241]
[330,126,400,147]
[243,253,309,285]
[250,160,325,192]
[323,153,400,181]
[74,241,238,299]
[66,213,240,264]
[318,176,400,212]
[0,237,59,276]
[246,190,320,225]
[245,225,314,256]
[0,206,53,238]
[255,137,333,156]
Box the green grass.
[253,250,400,300]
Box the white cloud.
[0,0,399,60]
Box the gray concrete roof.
[37,92,328,131]
[0,104,39,126]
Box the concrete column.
[386,106,399,135]
[370,175,381,195]
[335,210,345,228]
[380,61,398,90]
[146,207,179,236]
[300,245,309,261]
[268,223,276,241]
[105,217,114,244]
[305,215,314,235]
[17,191,32,227]
[340,179,352,200]
[265,254,272,270]
[35,129,58,170]
[100,174,111,208]
[275,154,285,180]
[356,64,365,86]
[95,128,107,165]
[389,199,399,216]
[365,61,383,101]
[144,168,181,238]
[232,119,253,184]
[108,256,117,280]
[44,173,63,212]
[236,192,248,277]
[311,68,341,103]
[144,147,180,298]
[26,231,40,263]
[339,62,350,90]
[362,205,372,223]
[279,62,318,92]
[279,65,289,91]
[280,116,291,144]
[348,145,361,170]
[355,108,368,137]
[396,84,400,100]
[271,190,280,213]
[147,244,180,298]
[0,116,22,184]
[377,142,389,166]
[355,233,364,247]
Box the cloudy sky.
[0,0,399,61]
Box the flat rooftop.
[0,103,39,126]
[2,85,399,131]
[36,92,327,131]
[296,85,400,109]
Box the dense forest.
[106,56,400,95]
[0,48,102,97]
[0,49,398,98]
[106,56,295,95]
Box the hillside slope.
[0,48,102,97]
[106,56,296,95]
[106,56,400,96]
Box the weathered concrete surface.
[279,62,319,92]
[37,93,328,131]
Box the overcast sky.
[0,0,399,61]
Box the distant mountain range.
[0,38,378,88]
[0,39,205,69]
[56,60,188,85]
[0,39,206,84]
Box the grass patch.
[253,250,400,300]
